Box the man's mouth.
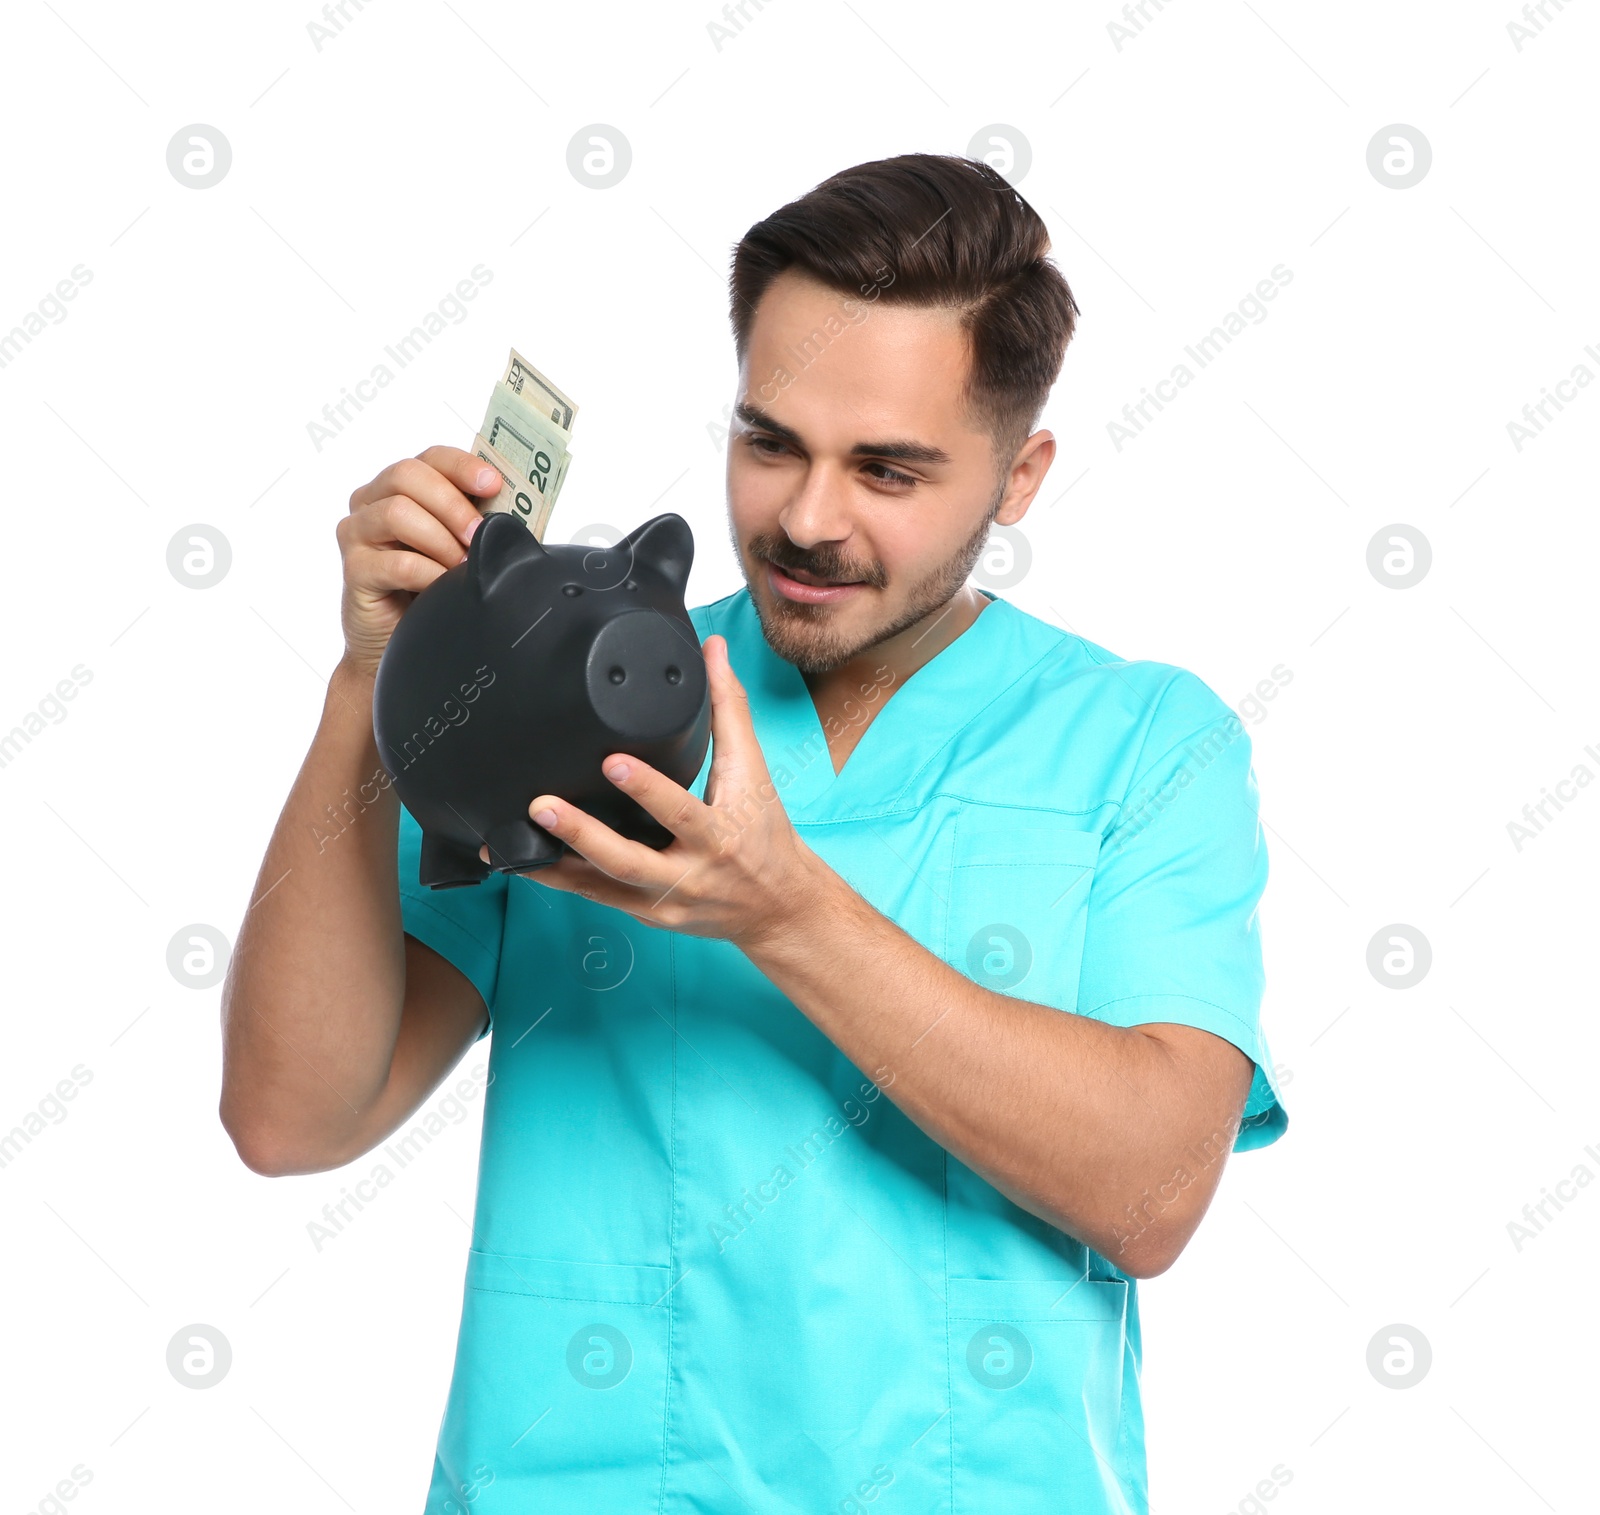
[764,559,869,604]
[776,563,859,587]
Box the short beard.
[737,475,1007,676]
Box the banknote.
[479,383,570,534]
[471,430,559,541]
[471,350,578,541]
[500,347,578,434]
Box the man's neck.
[801,585,991,776]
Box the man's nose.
[778,459,856,548]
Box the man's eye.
[863,462,917,488]
[746,435,788,457]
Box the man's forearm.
[739,848,1248,1275]
[219,659,409,1169]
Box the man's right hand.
[337,445,502,678]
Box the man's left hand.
[479,634,825,952]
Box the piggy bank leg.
[484,817,564,874]
[419,830,493,890]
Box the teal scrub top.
[396,583,1288,1515]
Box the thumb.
[704,634,772,791]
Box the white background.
[1,1,1595,1510]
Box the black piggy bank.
[373,511,711,889]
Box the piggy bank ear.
[616,513,693,594]
[468,510,548,600]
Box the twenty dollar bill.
[472,348,579,541]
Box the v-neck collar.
[704,585,1019,821]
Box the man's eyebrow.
[733,400,952,467]
[849,435,952,466]
[734,401,803,448]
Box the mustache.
[751,535,886,588]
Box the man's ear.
[993,430,1057,526]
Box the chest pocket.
[942,807,1102,1015]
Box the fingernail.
[604,760,630,782]
[475,466,498,490]
[461,513,482,546]
[533,807,558,829]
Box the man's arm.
[219,659,489,1176]
[741,863,1254,1278]
[220,446,503,1176]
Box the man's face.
[725,269,1043,676]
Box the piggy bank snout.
[585,610,707,743]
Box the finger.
[536,853,618,898]
[701,635,774,796]
[341,493,473,574]
[353,447,501,511]
[523,792,671,890]
[597,752,717,849]
[348,451,497,550]
[417,444,504,497]
[343,538,454,599]
[474,833,600,892]
[489,844,639,913]
[520,862,655,923]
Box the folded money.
[471,348,578,542]
[501,348,578,431]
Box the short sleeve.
[1077,674,1288,1152]
[396,801,509,1041]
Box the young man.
[222,153,1288,1514]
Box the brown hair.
[729,153,1079,465]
